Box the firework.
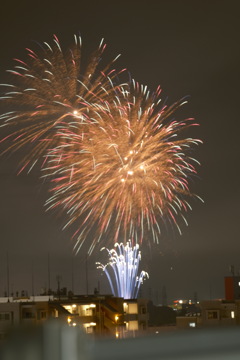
[0,34,126,172]
[96,241,149,299]
[0,35,202,254]
[43,81,203,254]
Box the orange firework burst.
[43,81,203,254]
[0,34,126,173]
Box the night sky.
[0,0,239,303]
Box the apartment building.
[0,294,149,340]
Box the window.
[0,312,10,321]
[86,326,93,334]
[140,307,146,314]
[128,320,138,331]
[22,311,35,319]
[85,308,92,316]
[37,310,47,320]
[189,322,196,328]
[207,310,219,320]
[83,323,96,333]
[40,311,47,319]
[140,321,146,330]
[128,303,138,314]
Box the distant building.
[172,299,201,330]
[175,275,240,330]
[148,301,176,327]
[225,276,240,301]
[196,274,240,328]
[200,299,238,327]
[171,299,201,316]
[176,315,201,329]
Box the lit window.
[231,311,235,319]
[83,322,96,334]
[128,320,138,331]
[189,322,196,328]
[128,303,138,314]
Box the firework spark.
[96,241,149,299]
[0,34,126,172]
[43,81,203,254]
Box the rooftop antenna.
[98,279,100,294]
[6,252,10,302]
[229,265,235,276]
[31,260,35,300]
[71,256,74,295]
[162,285,167,306]
[48,253,51,299]
[86,253,89,295]
[56,275,62,300]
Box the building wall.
[0,303,21,340]
[225,276,240,301]
[200,300,236,327]
[0,295,149,340]
[176,316,201,329]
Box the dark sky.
[0,0,239,303]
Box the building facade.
[0,294,149,340]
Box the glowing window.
[128,303,138,314]
[128,320,138,331]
